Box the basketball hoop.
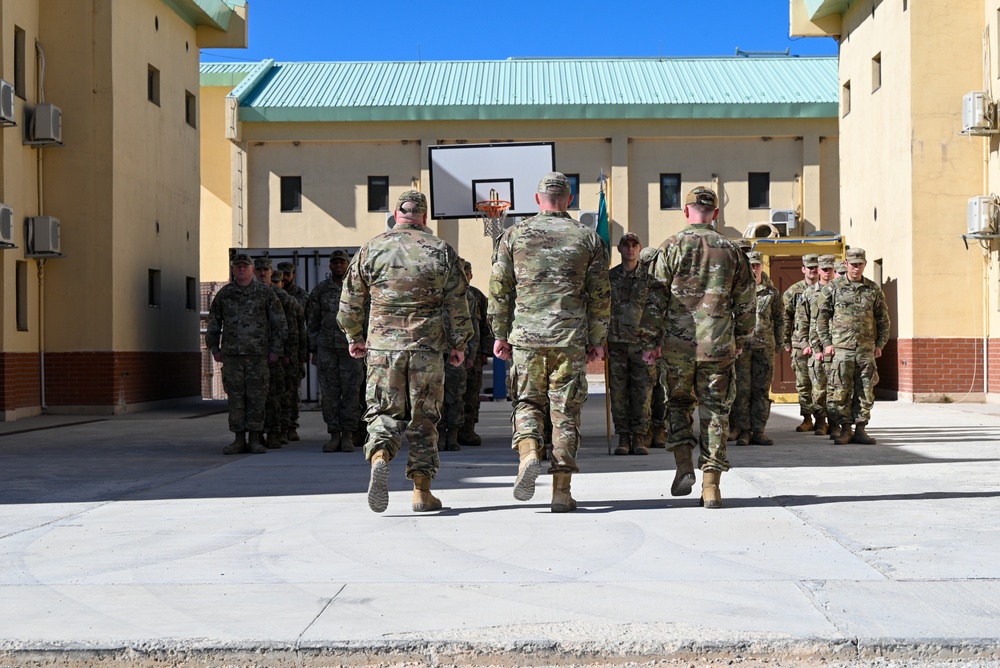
[475,199,511,240]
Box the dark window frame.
[14,26,26,99]
[280,176,303,213]
[148,269,161,308]
[564,173,581,210]
[148,64,160,106]
[16,260,28,331]
[660,173,682,210]
[367,175,389,212]
[748,172,771,209]
[185,90,197,128]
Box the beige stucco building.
[0,0,247,420]
[791,0,1000,401]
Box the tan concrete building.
[791,0,998,401]
[0,0,247,420]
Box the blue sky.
[201,0,839,63]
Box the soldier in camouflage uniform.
[645,187,755,509]
[795,254,837,436]
[459,260,493,446]
[260,260,302,448]
[783,254,820,431]
[488,172,610,513]
[205,252,287,455]
[608,232,658,456]
[307,250,363,453]
[339,191,472,514]
[729,251,783,446]
[277,262,309,441]
[817,247,890,445]
[439,258,480,451]
[640,246,669,449]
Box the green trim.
[804,0,856,20]
[200,71,249,87]
[161,0,236,30]
[238,102,838,123]
[229,59,275,103]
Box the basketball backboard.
[427,142,556,220]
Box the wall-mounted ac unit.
[968,196,995,235]
[27,215,61,254]
[0,80,15,126]
[963,92,997,135]
[27,103,62,144]
[0,204,14,246]
[578,210,599,230]
[768,209,796,236]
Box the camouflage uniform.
[307,258,363,438]
[205,266,287,434]
[264,279,302,441]
[795,256,838,424]
[647,221,755,472]
[817,253,890,428]
[783,256,819,420]
[607,246,658,442]
[441,282,480,441]
[488,210,610,473]
[279,264,310,434]
[462,284,493,432]
[731,268,783,435]
[338,221,472,480]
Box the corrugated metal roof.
[208,57,839,122]
[200,61,259,87]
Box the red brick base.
[883,338,987,399]
[1,351,200,416]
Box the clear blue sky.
[200,0,838,63]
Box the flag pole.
[599,170,612,454]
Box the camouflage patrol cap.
[747,251,764,265]
[270,271,282,284]
[329,249,350,263]
[276,261,295,274]
[846,247,867,263]
[231,252,253,266]
[618,232,641,246]
[537,171,572,196]
[818,254,837,269]
[253,257,273,270]
[396,190,428,213]
[684,186,718,208]
[801,254,819,268]
[735,239,752,252]
[639,246,659,264]
[835,261,847,275]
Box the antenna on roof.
[417,43,422,64]
[735,48,792,57]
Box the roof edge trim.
[229,59,276,103]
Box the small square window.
[185,91,197,127]
[660,173,682,209]
[280,176,302,213]
[872,53,882,92]
[14,26,26,99]
[748,173,770,209]
[842,80,851,117]
[148,65,160,106]
[565,174,580,210]
[368,176,389,212]
[186,276,197,311]
[148,269,161,307]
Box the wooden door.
[767,257,806,397]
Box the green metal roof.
[200,61,259,88]
[201,56,839,123]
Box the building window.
[842,80,851,117]
[280,176,302,212]
[14,26,26,99]
[16,261,28,331]
[148,65,160,106]
[748,173,770,209]
[185,91,197,128]
[186,277,197,311]
[148,269,161,307]
[565,174,580,209]
[660,173,682,209]
[367,176,389,211]
[872,53,882,92]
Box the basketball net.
[475,188,511,241]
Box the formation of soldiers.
[206,174,890,515]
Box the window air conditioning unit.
[578,210,599,230]
[968,196,995,235]
[28,103,62,144]
[27,215,61,254]
[963,92,996,135]
[769,209,797,236]
[0,80,15,126]
[0,204,14,246]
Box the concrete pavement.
[1,397,1000,667]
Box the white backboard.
[428,142,556,220]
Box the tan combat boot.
[750,431,774,445]
[287,429,300,442]
[263,432,282,449]
[651,424,667,448]
[248,431,267,454]
[795,414,814,432]
[322,432,340,453]
[670,444,696,497]
[631,432,650,456]
[828,421,841,440]
[458,421,482,446]
[411,474,442,512]
[513,438,542,501]
[727,427,740,442]
[339,431,355,452]
[813,414,828,436]
[700,469,722,509]
[735,430,751,447]
[368,449,390,513]
[833,424,854,445]
[551,473,577,513]
[276,430,289,445]
[852,422,877,445]
[613,433,630,456]
[444,428,461,451]
[222,432,248,455]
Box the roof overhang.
[162,0,248,48]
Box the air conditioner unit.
[0,204,14,245]
[29,103,62,144]
[968,196,995,235]
[578,210,599,230]
[0,80,15,126]
[27,215,61,254]
[768,209,796,236]
[963,92,996,135]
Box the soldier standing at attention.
[796,254,837,436]
[458,260,493,447]
[205,252,287,455]
[261,261,301,448]
[784,254,820,432]
[338,191,472,514]
[817,247,890,445]
[488,172,610,513]
[277,262,309,442]
[608,232,658,456]
[439,257,480,451]
[737,251,783,445]
[307,250,362,453]
[641,246,669,449]
[644,187,755,509]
